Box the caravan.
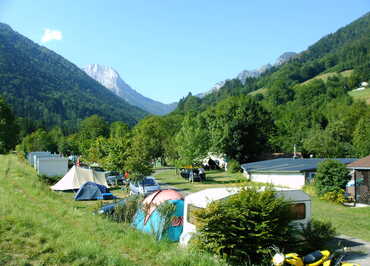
[179,187,311,246]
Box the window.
[290,203,306,220]
[187,204,203,224]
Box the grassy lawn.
[311,196,370,241]
[155,170,370,241]
[154,169,246,193]
[0,155,224,266]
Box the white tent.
[51,166,108,191]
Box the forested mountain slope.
[0,23,147,133]
[174,12,370,113]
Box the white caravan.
[179,187,311,246]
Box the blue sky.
[1,1,369,103]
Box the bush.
[227,159,241,173]
[110,195,143,223]
[320,190,346,204]
[314,160,350,197]
[192,186,295,264]
[296,219,336,252]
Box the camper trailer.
[179,187,311,246]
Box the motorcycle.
[272,250,360,266]
[272,250,330,266]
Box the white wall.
[248,172,305,189]
[37,157,68,177]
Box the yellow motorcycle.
[272,250,330,266]
[272,250,360,266]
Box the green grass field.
[0,155,224,266]
[154,169,246,193]
[348,87,370,104]
[302,70,353,85]
[155,169,370,241]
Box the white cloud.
[41,28,62,43]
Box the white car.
[129,176,161,196]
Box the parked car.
[129,176,160,195]
[106,171,126,186]
[180,168,205,182]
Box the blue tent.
[74,181,112,201]
[133,199,184,242]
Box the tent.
[51,165,108,191]
[74,181,112,201]
[133,190,184,242]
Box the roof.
[347,155,370,169]
[185,187,311,208]
[241,158,357,173]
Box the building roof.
[347,155,370,169]
[241,158,357,173]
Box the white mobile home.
[36,156,68,177]
[179,187,311,246]
[241,158,356,189]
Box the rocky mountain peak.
[83,64,176,115]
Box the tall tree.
[353,115,370,157]
[175,112,209,167]
[206,96,273,162]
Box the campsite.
[1,3,370,265]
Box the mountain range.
[0,23,147,132]
[197,51,297,98]
[83,64,176,115]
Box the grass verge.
[0,155,224,266]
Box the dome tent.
[133,190,184,242]
[74,181,112,201]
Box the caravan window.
[290,203,306,220]
[187,204,202,224]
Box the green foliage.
[155,201,177,240]
[109,121,129,138]
[110,195,143,223]
[353,114,370,157]
[227,159,240,173]
[17,129,54,153]
[320,190,346,204]
[297,219,336,252]
[125,133,153,182]
[175,112,210,167]
[206,95,273,162]
[0,24,147,132]
[315,160,350,196]
[0,97,19,153]
[192,186,294,264]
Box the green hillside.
[0,23,147,132]
[174,12,370,113]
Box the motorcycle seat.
[303,250,323,264]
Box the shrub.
[110,195,143,223]
[314,160,350,196]
[153,201,176,240]
[227,159,241,173]
[192,186,295,264]
[296,219,336,252]
[320,190,346,204]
